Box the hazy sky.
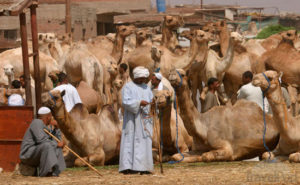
[151,0,300,14]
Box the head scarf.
[133,66,149,79]
[154,73,162,81]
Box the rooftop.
[0,0,37,16]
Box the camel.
[152,90,193,161]
[167,68,279,162]
[253,70,300,162]
[0,47,59,91]
[3,64,14,88]
[42,89,121,166]
[161,15,183,52]
[135,28,153,48]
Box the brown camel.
[152,90,193,161]
[253,70,300,162]
[42,90,121,166]
[168,68,279,162]
[161,15,183,52]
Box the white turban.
[133,66,150,79]
[8,94,24,106]
[154,73,162,80]
[38,107,51,115]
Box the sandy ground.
[1,161,300,185]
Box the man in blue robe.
[119,66,154,175]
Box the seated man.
[53,72,82,112]
[19,107,66,177]
[202,78,220,113]
[7,80,24,106]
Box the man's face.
[20,77,25,87]
[210,81,220,90]
[134,77,147,84]
[151,76,160,87]
[242,77,251,85]
[119,68,125,74]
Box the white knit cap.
[8,94,24,106]
[154,73,162,80]
[133,66,149,79]
[38,107,51,115]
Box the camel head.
[57,33,72,45]
[136,28,152,41]
[280,30,297,43]
[168,68,187,89]
[214,20,227,34]
[116,25,136,38]
[252,70,281,94]
[180,30,194,41]
[107,62,118,77]
[194,30,213,43]
[42,89,65,110]
[153,90,172,109]
[202,22,215,34]
[231,32,244,44]
[151,46,163,66]
[48,70,60,84]
[294,32,300,51]
[163,15,184,29]
[3,64,14,77]
[38,33,56,44]
[113,76,124,90]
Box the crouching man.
[19,107,66,177]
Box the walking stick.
[153,103,164,174]
[43,129,103,176]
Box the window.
[4,30,17,40]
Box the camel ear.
[61,90,65,98]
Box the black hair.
[207,77,218,87]
[58,72,67,83]
[242,71,253,80]
[11,80,21,89]
[19,74,25,79]
[120,63,128,71]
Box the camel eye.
[122,28,126,32]
[268,77,273,81]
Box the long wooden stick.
[43,129,103,176]
[153,107,163,174]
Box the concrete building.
[0,0,151,51]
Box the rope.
[261,72,274,161]
[168,70,184,164]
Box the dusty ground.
[1,161,300,185]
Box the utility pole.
[200,0,203,9]
[66,0,71,34]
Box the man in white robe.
[119,66,154,175]
[53,73,82,112]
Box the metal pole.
[66,0,71,33]
[19,12,32,106]
[201,0,203,9]
[30,4,41,112]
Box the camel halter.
[48,92,56,107]
[176,70,183,88]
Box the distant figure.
[53,72,82,112]
[202,78,220,113]
[119,63,129,83]
[7,80,24,106]
[19,107,66,177]
[237,71,268,111]
[119,66,154,175]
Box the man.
[7,80,24,106]
[202,77,220,113]
[19,107,66,177]
[119,63,129,83]
[237,71,268,111]
[151,72,167,91]
[19,75,36,114]
[53,72,82,112]
[119,66,154,175]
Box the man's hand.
[50,118,59,129]
[57,141,65,148]
[140,100,149,107]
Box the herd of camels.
[1,15,300,167]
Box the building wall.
[0,0,151,46]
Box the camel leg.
[261,151,276,161]
[88,150,105,166]
[289,152,300,163]
[201,140,233,162]
[74,156,89,167]
[171,151,203,163]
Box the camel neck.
[111,33,125,63]
[175,85,202,137]
[266,85,292,134]
[219,29,230,57]
[161,26,173,46]
[197,40,209,62]
[159,104,172,140]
